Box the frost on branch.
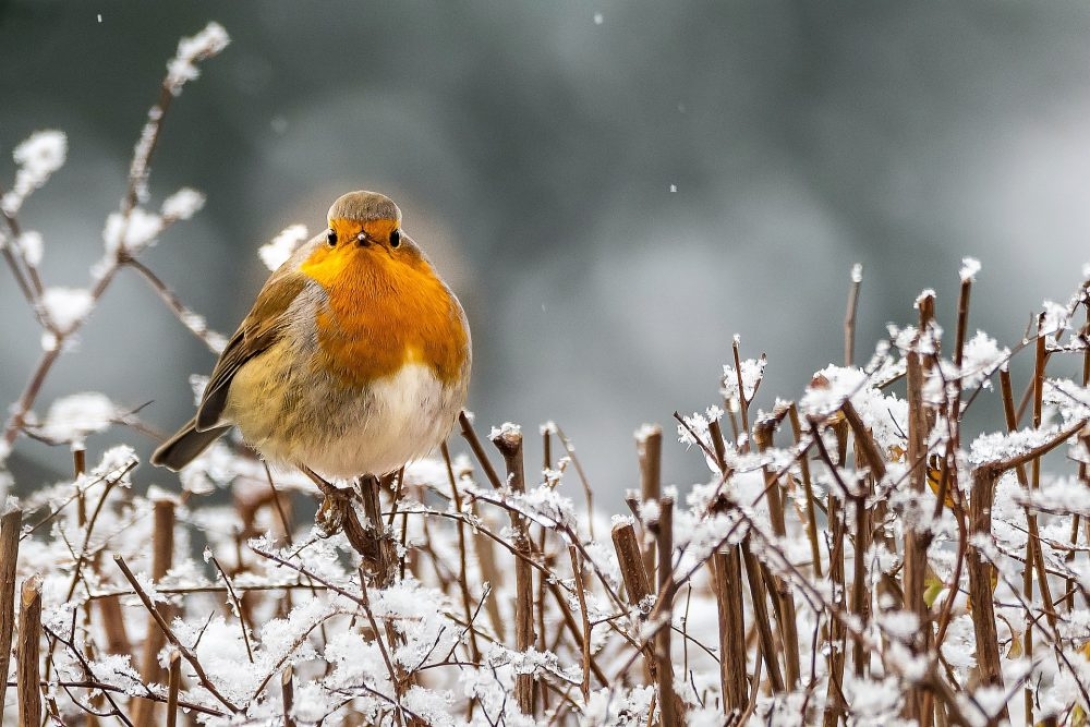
[34,392,120,446]
[161,187,206,220]
[103,208,163,257]
[40,286,93,333]
[1,129,67,215]
[258,223,309,271]
[165,22,231,95]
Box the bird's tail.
[151,417,231,471]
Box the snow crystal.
[402,686,456,726]
[258,224,308,271]
[18,231,43,267]
[877,610,919,642]
[40,286,93,332]
[91,445,138,480]
[165,22,231,95]
[103,208,163,256]
[720,355,766,402]
[969,425,1065,466]
[633,422,660,442]
[160,187,205,220]
[490,421,522,439]
[959,257,981,282]
[957,331,1009,391]
[1041,299,1070,336]
[594,12,604,24]
[843,677,903,718]
[37,392,118,443]
[1,130,67,215]
[800,365,866,419]
[851,262,863,283]
[914,289,936,309]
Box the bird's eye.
[326,228,337,246]
[390,229,402,248]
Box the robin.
[151,191,471,487]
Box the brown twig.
[132,498,176,727]
[845,263,863,367]
[459,411,504,490]
[0,506,22,716]
[113,555,241,714]
[567,545,592,701]
[441,442,483,661]
[648,497,682,727]
[636,424,662,584]
[281,667,296,727]
[18,575,43,727]
[491,425,536,715]
[712,548,747,716]
[166,650,181,727]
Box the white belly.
[299,362,463,478]
[226,348,465,479]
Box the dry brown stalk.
[17,575,42,727]
[901,328,932,723]
[752,421,800,689]
[95,590,130,658]
[966,465,1006,707]
[0,506,22,718]
[132,498,175,727]
[841,403,883,679]
[281,667,296,727]
[636,424,663,585]
[166,649,181,727]
[491,426,535,715]
[441,442,483,661]
[610,521,657,683]
[808,421,848,727]
[459,411,504,490]
[741,540,784,694]
[611,522,652,610]
[788,405,823,578]
[999,369,1058,635]
[844,264,862,367]
[471,505,506,642]
[567,546,592,701]
[712,548,747,716]
[648,497,682,727]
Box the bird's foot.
[301,466,357,539]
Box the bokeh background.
[4,2,1090,501]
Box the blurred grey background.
[3,2,1090,501]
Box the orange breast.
[300,246,468,388]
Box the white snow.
[165,22,231,95]
[1,130,67,215]
[102,208,163,256]
[959,256,981,282]
[720,355,766,403]
[258,224,308,271]
[40,286,93,332]
[18,231,43,267]
[38,392,119,443]
[160,187,205,220]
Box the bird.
[151,191,471,488]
